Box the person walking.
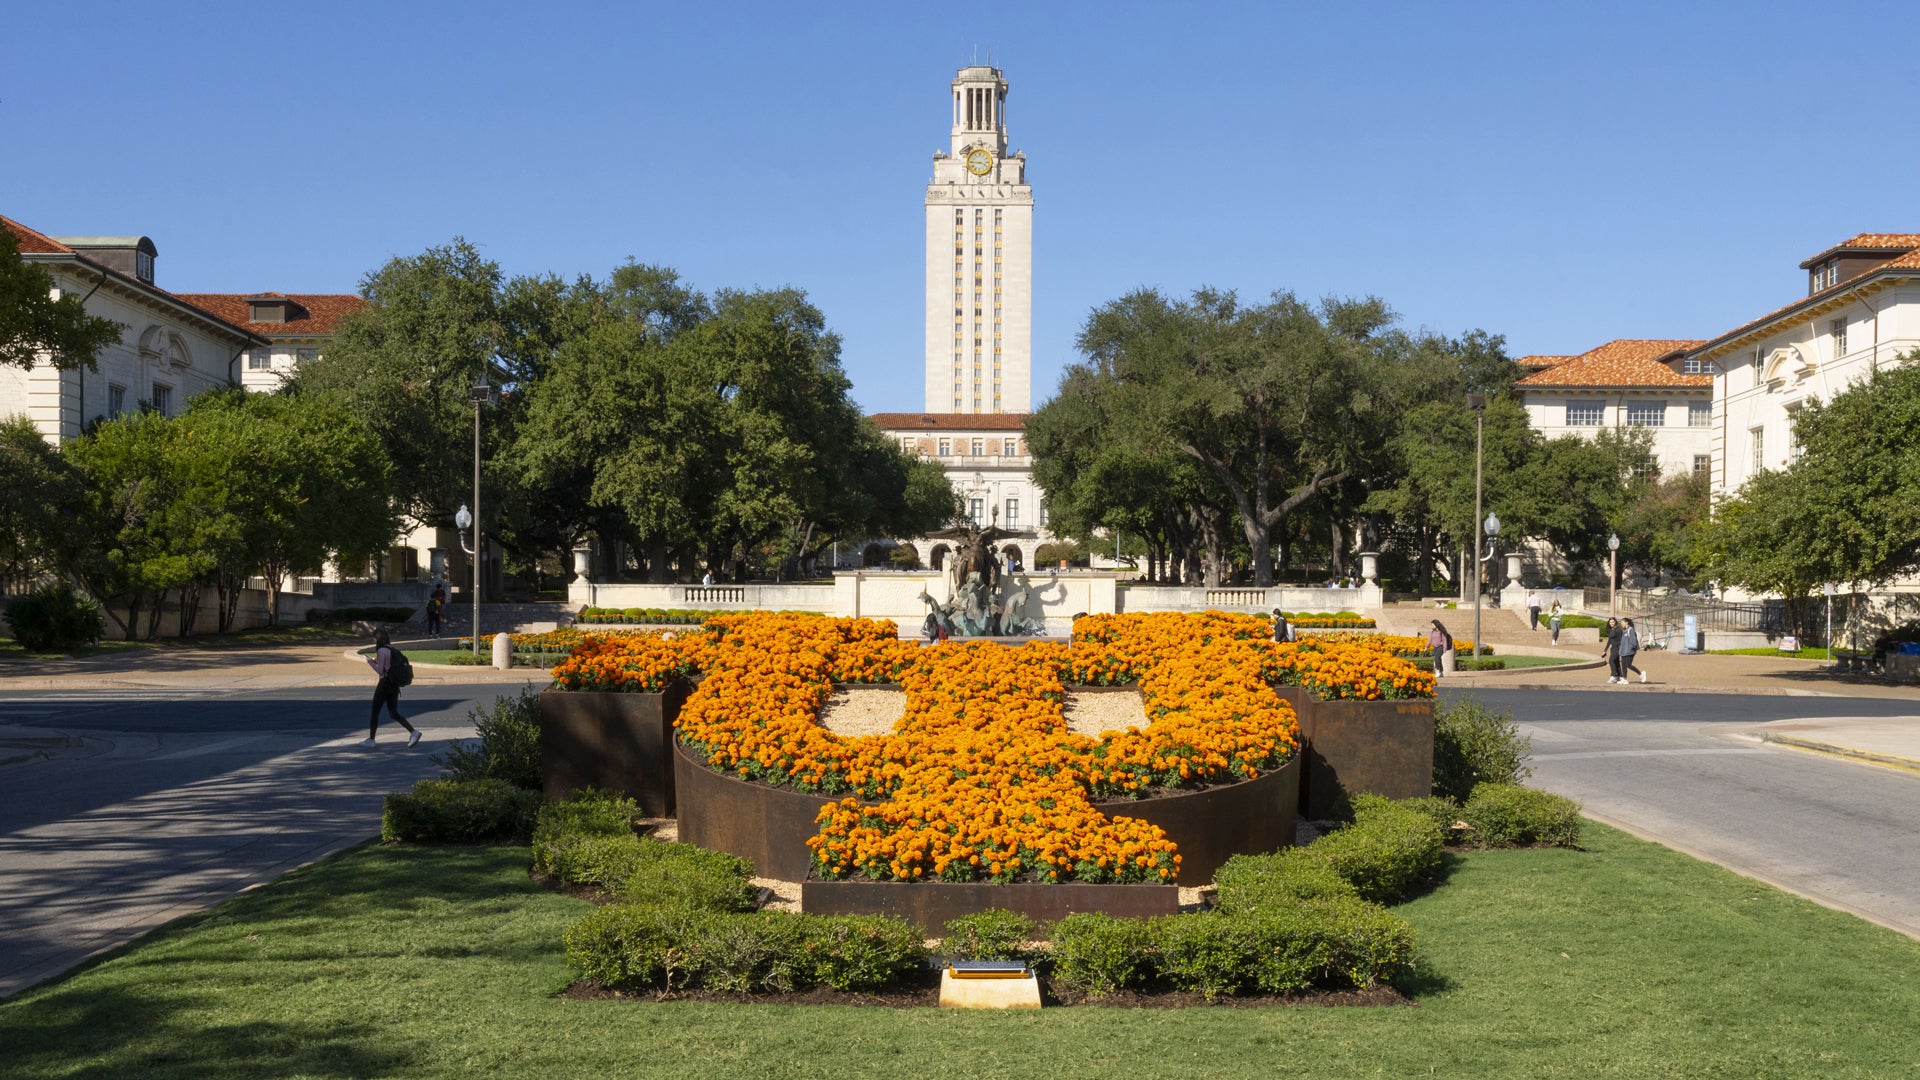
[362,629,420,748]
[1620,617,1647,683]
[1548,600,1563,645]
[1603,617,1625,683]
[425,582,445,636]
[702,569,714,586]
[1270,608,1294,644]
[1526,589,1542,631]
[1428,619,1454,678]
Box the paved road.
[1454,688,1920,937]
[0,680,540,998]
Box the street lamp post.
[1607,532,1621,618]
[1474,511,1500,662]
[1467,393,1487,655]
[462,380,492,655]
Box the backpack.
[388,646,414,687]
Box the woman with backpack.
[362,629,420,748]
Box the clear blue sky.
[8,1,1918,412]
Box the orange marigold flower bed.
[586,610,1432,887]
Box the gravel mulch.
[1062,688,1147,736]
[819,687,906,737]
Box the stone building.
[924,64,1033,415]
[1692,233,1920,497]
[170,292,371,393]
[0,215,266,442]
[1513,339,1713,479]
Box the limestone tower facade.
[925,65,1033,414]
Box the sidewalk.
[0,641,548,692]
[1436,642,1920,775]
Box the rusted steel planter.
[540,684,689,816]
[800,876,1179,931]
[674,737,1297,888]
[1270,684,1434,820]
[672,739,833,880]
[1093,754,1298,883]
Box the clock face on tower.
[966,148,993,176]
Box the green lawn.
[4,824,1916,1078]
[1711,646,1844,661]
[0,622,363,661]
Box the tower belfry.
[925,65,1032,414]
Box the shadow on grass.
[6,987,418,1080]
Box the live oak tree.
[0,415,89,589]
[1069,288,1404,587]
[0,226,124,371]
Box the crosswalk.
[0,689,249,725]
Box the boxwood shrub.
[1461,783,1583,848]
[564,906,926,994]
[530,789,640,876]
[1046,912,1154,999]
[1213,848,1360,914]
[1307,794,1446,904]
[1433,697,1533,801]
[941,909,1036,961]
[617,843,759,913]
[380,778,541,843]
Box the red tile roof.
[4,214,266,345]
[1799,232,1920,268]
[1700,241,1920,357]
[2,215,76,254]
[871,412,1030,431]
[1515,340,1709,389]
[173,293,371,337]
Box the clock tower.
[925,65,1032,414]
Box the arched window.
[931,544,951,571]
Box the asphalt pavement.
[0,671,542,999]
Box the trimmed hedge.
[380,778,541,843]
[564,906,926,994]
[1213,848,1361,914]
[1309,794,1446,904]
[577,607,723,625]
[1046,913,1154,999]
[1461,783,1583,848]
[531,789,641,877]
[941,909,1036,961]
[616,844,760,913]
[1149,901,1416,1002]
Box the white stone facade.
[871,413,1058,570]
[1513,340,1714,481]
[1700,283,1920,497]
[924,65,1033,415]
[0,228,264,443]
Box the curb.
[1760,734,1920,775]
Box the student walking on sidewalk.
[1619,618,1647,683]
[362,629,420,748]
[1603,618,1625,683]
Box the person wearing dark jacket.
[361,629,420,748]
[1603,618,1625,683]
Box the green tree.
[289,239,509,523]
[64,411,196,638]
[0,414,90,589]
[0,227,125,371]
[1785,356,1920,584]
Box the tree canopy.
[0,226,126,371]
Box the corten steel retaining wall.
[673,737,1297,889]
[1270,685,1434,820]
[540,684,689,817]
